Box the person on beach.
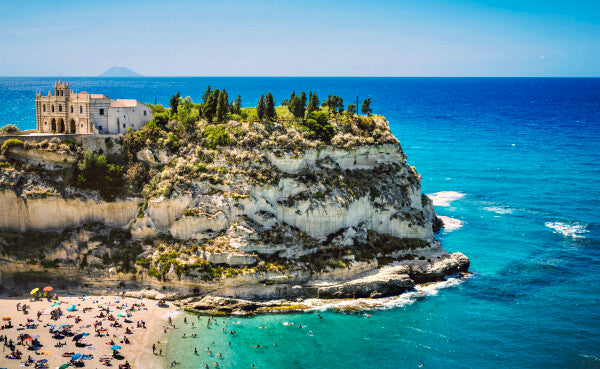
[195,347,198,355]
[152,343,156,354]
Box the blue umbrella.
[67,305,76,312]
[110,345,121,351]
[71,353,82,361]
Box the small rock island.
[0,83,469,314]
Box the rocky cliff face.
[0,115,468,306]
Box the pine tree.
[203,90,219,123]
[170,91,180,115]
[299,91,307,117]
[216,89,229,122]
[306,92,319,115]
[202,86,212,105]
[257,95,266,120]
[326,95,333,117]
[361,98,372,115]
[265,92,276,121]
[233,95,242,114]
[347,103,356,115]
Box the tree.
[0,124,19,134]
[202,90,219,123]
[232,95,242,115]
[306,92,319,115]
[287,95,304,119]
[202,86,212,105]
[216,89,229,122]
[304,111,335,143]
[361,98,372,115]
[265,92,276,121]
[346,104,356,115]
[170,92,181,115]
[300,91,307,117]
[326,95,333,117]
[257,95,266,120]
[330,95,344,114]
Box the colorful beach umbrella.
[30,288,39,295]
[110,345,121,351]
[2,317,10,321]
[43,286,53,292]
[116,312,126,317]
[59,364,70,369]
[71,353,82,361]
[24,337,33,341]
[67,305,76,312]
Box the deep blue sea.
[2,77,599,368]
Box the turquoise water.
[2,77,599,368]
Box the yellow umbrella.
[30,288,39,295]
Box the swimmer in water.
[252,344,261,348]
[309,331,313,336]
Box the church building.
[35,80,153,134]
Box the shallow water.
[2,77,599,368]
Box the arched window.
[51,105,54,112]
[71,105,73,113]
[59,105,62,112]
[80,106,83,114]
[43,104,46,112]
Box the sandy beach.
[0,290,170,369]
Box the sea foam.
[302,274,470,312]
[545,221,588,238]
[437,216,464,232]
[427,191,465,207]
[482,205,514,215]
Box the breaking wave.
[545,221,588,239]
[482,205,514,215]
[427,191,465,207]
[438,216,464,233]
[303,274,470,312]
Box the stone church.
[35,79,153,134]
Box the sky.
[0,0,598,77]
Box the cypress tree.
[257,95,266,120]
[216,89,229,122]
[233,95,242,114]
[170,91,180,115]
[300,91,307,117]
[306,92,319,115]
[265,92,276,121]
[202,90,218,123]
[202,86,212,105]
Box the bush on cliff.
[0,124,19,134]
[74,150,125,201]
[302,111,335,143]
[1,138,24,152]
[202,124,231,149]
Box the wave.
[302,274,470,312]
[545,221,589,238]
[427,191,465,207]
[438,216,464,232]
[482,205,514,215]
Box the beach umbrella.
[72,333,84,341]
[116,312,126,317]
[32,334,40,339]
[24,337,33,341]
[30,288,39,295]
[2,317,10,321]
[67,305,76,312]
[71,353,82,361]
[43,286,53,292]
[110,345,121,351]
[59,364,70,369]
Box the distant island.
[98,66,143,77]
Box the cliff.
[0,113,468,311]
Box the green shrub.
[0,124,19,134]
[65,138,77,150]
[1,138,24,152]
[302,112,335,143]
[74,150,125,201]
[202,124,231,149]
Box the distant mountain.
[98,66,143,77]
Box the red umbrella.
[2,317,10,321]
[24,337,33,341]
[43,286,53,292]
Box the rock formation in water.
[0,111,469,310]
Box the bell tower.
[54,78,70,99]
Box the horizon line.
[1,75,599,78]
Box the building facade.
[35,79,153,134]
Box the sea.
[1,77,599,368]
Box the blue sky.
[0,0,598,76]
